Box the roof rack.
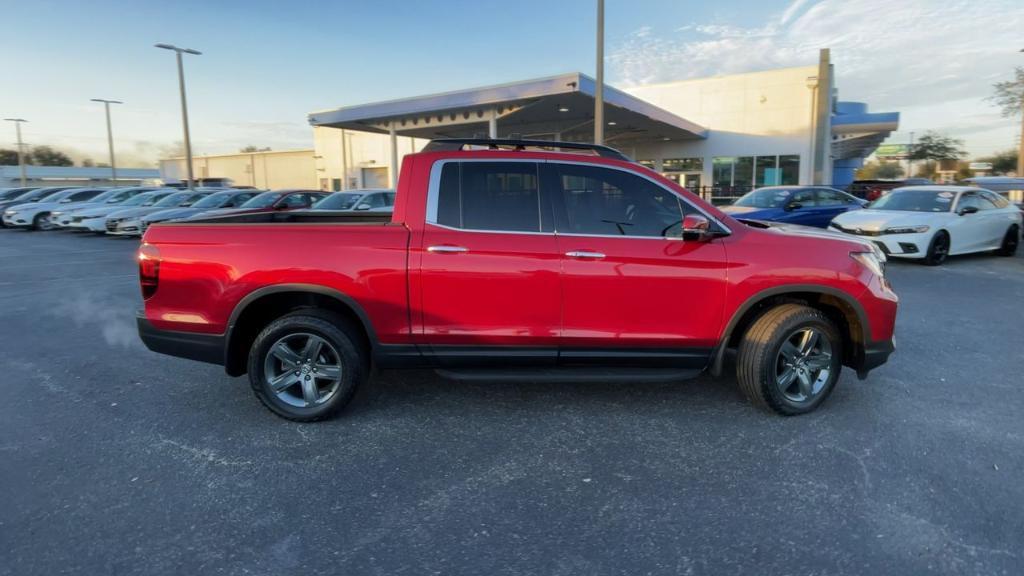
[422,138,631,162]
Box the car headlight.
[884,225,929,235]
[851,250,885,277]
[4,210,16,216]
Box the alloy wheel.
[263,332,343,408]
[775,327,833,403]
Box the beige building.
[160,149,319,190]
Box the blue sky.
[2,0,1021,165]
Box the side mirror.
[681,214,712,242]
[785,201,803,211]
[958,206,979,216]
[59,198,73,203]
[355,203,371,211]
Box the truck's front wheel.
[736,304,842,416]
[247,310,366,422]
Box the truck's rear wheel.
[247,310,366,422]
[736,304,842,416]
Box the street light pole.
[155,43,201,188]
[594,0,605,145]
[1017,48,1023,177]
[908,131,915,178]
[4,118,28,186]
[90,99,122,185]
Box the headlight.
[4,210,16,216]
[851,251,885,277]
[884,225,929,234]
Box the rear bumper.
[856,337,895,378]
[137,312,225,366]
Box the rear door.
[545,162,728,367]
[416,160,561,364]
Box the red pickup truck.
[137,139,896,421]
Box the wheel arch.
[711,285,871,377]
[224,284,378,377]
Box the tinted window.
[280,193,313,208]
[550,163,685,238]
[790,189,817,207]
[816,189,846,206]
[67,190,102,202]
[958,192,996,211]
[436,162,541,232]
[870,189,954,212]
[981,191,1009,209]
[314,193,362,210]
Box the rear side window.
[982,191,1010,208]
[547,163,686,238]
[816,189,846,206]
[436,162,541,232]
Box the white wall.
[312,127,423,190]
[160,150,318,189]
[626,65,819,186]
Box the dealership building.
[162,49,899,195]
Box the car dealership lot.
[1,230,1022,575]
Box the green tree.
[29,146,73,167]
[0,148,19,165]
[988,66,1024,117]
[909,131,964,177]
[978,149,1019,175]
[81,158,95,167]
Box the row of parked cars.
[0,185,396,236]
[720,184,1022,265]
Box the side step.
[434,367,702,384]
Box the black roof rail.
[422,138,632,162]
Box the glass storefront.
[714,155,800,187]
[662,158,703,172]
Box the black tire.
[923,230,950,266]
[736,304,843,416]
[996,225,1019,257]
[32,213,53,231]
[247,310,367,422]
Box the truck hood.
[738,218,877,252]
[831,209,949,232]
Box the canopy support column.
[389,123,398,188]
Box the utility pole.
[155,43,201,188]
[90,99,122,186]
[594,0,604,145]
[4,118,28,186]
[1017,48,1023,177]
[908,131,915,178]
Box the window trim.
[425,158,731,239]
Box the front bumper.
[857,337,895,378]
[832,225,930,259]
[3,212,30,227]
[71,217,108,232]
[107,218,143,236]
[137,313,225,365]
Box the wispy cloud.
[609,0,1024,154]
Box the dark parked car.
[184,189,327,220]
[720,186,866,228]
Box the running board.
[434,367,702,384]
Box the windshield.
[123,192,159,207]
[191,192,235,208]
[140,192,174,206]
[16,188,62,202]
[733,188,797,208]
[239,192,280,209]
[313,193,362,210]
[869,189,955,212]
[0,188,31,201]
[152,192,193,208]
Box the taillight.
[138,243,160,299]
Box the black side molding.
[137,312,225,366]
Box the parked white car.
[311,189,395,212]
[830,186,1022,265]
[2,188,106,230]
[69,190,175,232]
[50,187,161,228]
[106,190,210,236]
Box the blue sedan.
[720,186,866,228]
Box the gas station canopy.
[308,72,707,145]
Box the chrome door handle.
[427,245,469,254]
[565,251,606,259]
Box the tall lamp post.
[594,0,605,145]
[4,118,28,186]
[1017,48,1023,177]
[154,43,201,188]
[90,99,122,185]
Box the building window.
[717,155,801,187]
[662,157,703,172]
[638,159,656,169]
[331,178,342,191]
[779,155,800,185]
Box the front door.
[543,162,729,367]
[416,160,561,364]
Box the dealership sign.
[875,144,909,160]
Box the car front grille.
[831,223,883,237]
[106,220,119,232]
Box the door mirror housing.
[681,214,712,242]
[355,203,371,211]
[957,205,979,216]
[785,201,803,211]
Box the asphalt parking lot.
[1,228,1022,576]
